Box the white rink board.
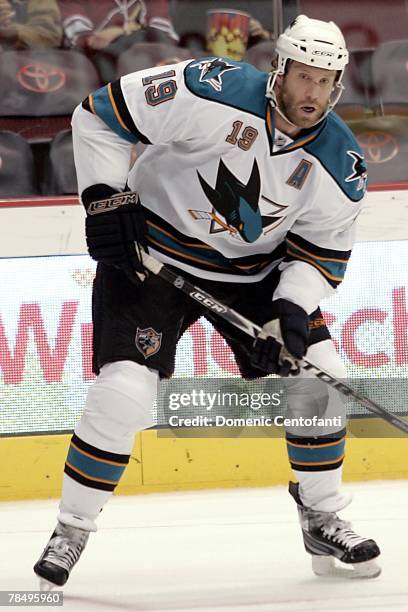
[0,189,407,259]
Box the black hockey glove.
[251,299,310,377]
[82,184,148,283]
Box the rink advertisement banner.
[0,241,407,436]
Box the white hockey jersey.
[72,56,367,313]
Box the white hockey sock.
[58,474,104,531]
[58,361,158,529]
[294,466,352,512]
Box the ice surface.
[0,481,407,611]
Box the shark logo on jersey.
[196,159,262,243]
[259,196,289,234]
[191,160,288,240]
[345,151,367,192]
[190,58,240,92]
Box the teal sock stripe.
[66,442,127,485]
[287,437,345,468]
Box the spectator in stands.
[59,0,178,81]
[60,0,178,50]
[248,15,273,47]
[0,0,62,49]
[180,12,272,56]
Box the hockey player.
[34,15,381,587]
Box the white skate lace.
[320,515,368,551]
[45,529,87,572]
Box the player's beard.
[277,85,328,128]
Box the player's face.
[276,61,337,128]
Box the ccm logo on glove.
[87,192,138,215]
[82,183,148,284]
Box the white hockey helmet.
[266,15,349,124]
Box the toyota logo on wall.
[16,63,66,93]
[357,131,399,164]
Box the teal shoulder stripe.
[184,57,268,119]
[92,85,139,144]
[304,113,367,202]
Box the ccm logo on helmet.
[312,50,335,56]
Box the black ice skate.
[34,522,90,589]
[289,482,381,578]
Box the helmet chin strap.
[268,89,326,131]
[266,70,309,130]
[266,70,294,128]
[269,95,300,129]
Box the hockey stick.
[140,250,408,435]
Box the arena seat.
[371,39,408,115]
[243,41,275,73]
[347,115,408,185]
[0,50,100,142]
[43,129,77,195]
[336,49,375,120]
[116,42,192,77]
[0,131,39,197]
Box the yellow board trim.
[1,421,408,501]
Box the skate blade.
[312,555,381,579]
[38,577,58,592]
